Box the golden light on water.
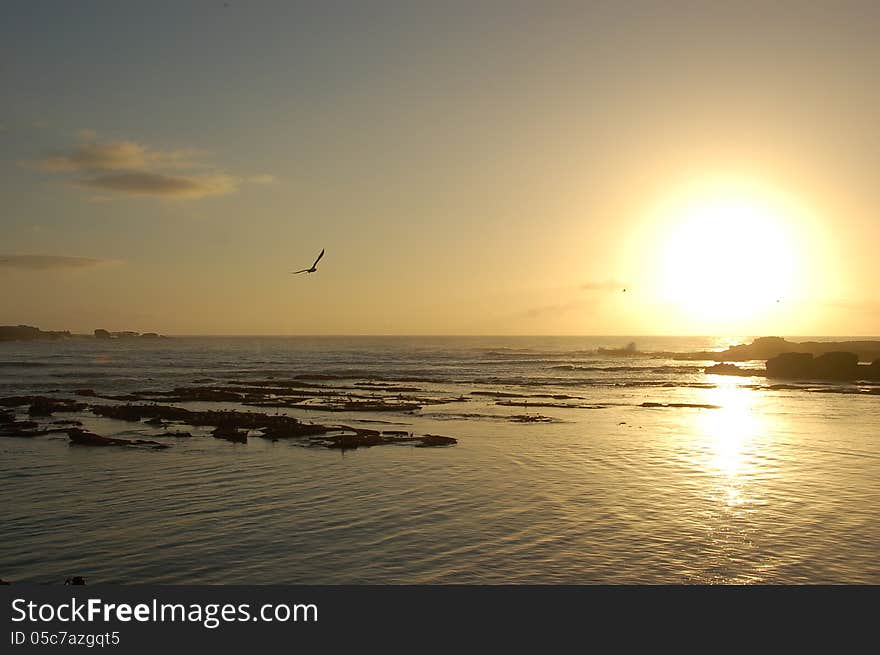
[697,379,767,506]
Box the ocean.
[1,336,878,584]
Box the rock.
[710,337,880,363]
[19,397,86,416]
[64,576,86,585]
[869,358,880,381]
[28,397,55,416]
[704,363,756,376]
[813,351,860,380]
[640,402,720,409]
[321,433,383,449]
[212,424,247,443]
[0,417,51,438]
[0,325,70,341]
[94,329,111,339]
[509,414,557,423]
[765,352,815,379]
[68,428,169,449]
[417,434,458,447]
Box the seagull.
[291,248,325,275]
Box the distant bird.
[291,249,325,275]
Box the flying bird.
[291,248,325,275]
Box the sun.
[658,192,795,323]
[630,176,823,332]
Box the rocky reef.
[67,427,169,449]
[764,351,879,381]
[0,325,71,341]
[0,395,459,451]
[705,345,880,382]
[703,336,880,363]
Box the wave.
[548,365,704,373]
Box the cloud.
[0,255,118,270]
[20,130,255,201]
[76,172,237,198]
[28,139,201,173]
[580,280,627,292]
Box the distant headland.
[0,325,167,342]
[698,336,880,363]
[701,336,880,382]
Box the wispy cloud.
[20,131,266,201]
[0,255,119,270]
[76,172,237,199]
[26,139,202,173]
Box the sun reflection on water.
[696,379,768,506]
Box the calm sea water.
[1,336,878,584]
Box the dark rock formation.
[417,434,458,447]
[765,351,874,380]
[704,363,758,376]
[0,325,70,341]
[67,428,169,449]
[313,429,457,449]
[709,337,880,363]
[509,414,558,423]
[0,396,86,414]
[64,576,86,585]
[640,402,721,409]
[1,396,461,451]
[162,431,193,438]
[813,352,860,380]
[212,424,247,443]
[766,352,815,379]
[0,414,56,438]
[94,329,111,339]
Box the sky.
[1,0,878,336]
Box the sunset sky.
[2,1,878,336]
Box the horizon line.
[38,332,880,339]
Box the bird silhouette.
[291,249,325,274]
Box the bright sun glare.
[660,195,794,321]
[635,177,822,331]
